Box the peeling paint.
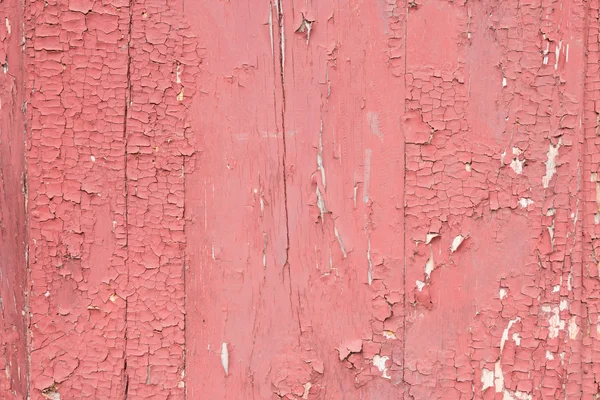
[499,288,507,300]
[493,318,527,398]
[510,157,524,174]
[568,317,579,340]
[295,13,314,45]
[481,368,494,392]
[424,249,434,279]
[372,355,391,379]
[334,225,347,258]
[10,0,600,398]
[450,235,465,253]
[542,138,562,188]
[425,233,439,244]
[518,198,533,208]
[221,343,229,376]
[543,305,565,339]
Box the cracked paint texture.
[0,0,27,397]
[3,0,600,398]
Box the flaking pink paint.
[1,0,600,398]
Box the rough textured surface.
[3,0,600,398]
[0,0,27,397]
[124,0,198,397]
[25,0,131,397]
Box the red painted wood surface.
[0,0,27,397]
[2,0,600,398]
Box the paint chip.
[510,158,524,174]
[481,368,494,391]
[295,13,314,44]
[512,332,521,346]
[424,252,434,279]
[568,317,579,339]
[334,225,347,258]
[316,186,327,221]
[337,339,363,360]
[450,235,465,253]
[383,330,397,339]
[560,299,568,311]
[302,382,312,399]
[542,138,561,188]
[425,233,439,244]
[41,387,60,400]
[221,342,229,375]
[372,355,391,379]
[518,198,534,208]
[544,306,565,339]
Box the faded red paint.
[2,0,600,398]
